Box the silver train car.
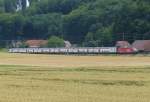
[8,47,117,54]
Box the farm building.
[116,41,131,48]
[132,40,150,52]
[25,40,48,48]
[64,41,72,48]
[25,40,71,48]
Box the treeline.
[0,0,150,47]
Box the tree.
[0,0,149,47]
[47,36,64,47]
[4,0,16,12]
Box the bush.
[19,42,28,48]
[47,36,65,47]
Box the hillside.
[0,0,150,46]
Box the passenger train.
[9,47,138,54]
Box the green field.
[0,52,150,102]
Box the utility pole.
[122,32,125,41]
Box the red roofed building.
[132,40,150,52]
[116,41,131,48]
[25,40,48,48]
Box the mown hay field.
[0,52,150,102]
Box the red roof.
[116,41,131,48]
[132,40,150,51]
[25,40,48,48]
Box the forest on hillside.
[0,0,149,47]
